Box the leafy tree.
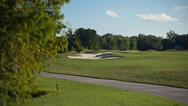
[165,31,188,50]
[167,30,178,42]
[129,37,137,50]
[116,35,130,50]
[123,37,130,50]
[0,0,69,105]
[66,28,76,51]
[174,34,188,50]
[66,28,83,52]
[75,28,101,50]
[102,33,118,50]
[56,36,68,53]
[74,28,88,48]
[137,34,163,50]
[162,39,174,50]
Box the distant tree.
[116,35,130,50]
[167,30,178,42]
[66,28,75,51]
[75,28,101,50]
[102,33,118,50]
[162,39,174,50]
[174,34,188,49]
[137,34,150,50]
[56,36,68,53]
[66,28,83,52]
[152,36,163,50]
[74,28,88,48]
[137,34,163,50]
[165,31,188,50]
[90,35,101,50]
[129,37,137,50]
[123,37,130,50]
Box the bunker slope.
[41,72,188,104]
[67,52,120,59]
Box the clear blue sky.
[61,0,188,37]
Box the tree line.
[57,28,188,52]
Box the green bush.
[0,0,69,105]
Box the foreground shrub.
[0,0,69,105]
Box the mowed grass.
[47,51,188,88]
[25,77,186,106]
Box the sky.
[61,0,188,37]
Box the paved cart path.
[40,72,188,104]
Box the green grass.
[47,51,188,88]
[24,77,186,106]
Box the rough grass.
[24,77,186,106]
[47,51,188,88]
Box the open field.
[47,51,188,88]
[24,77,186,106]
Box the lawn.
[24,77,186,106]
[47,51,188,88]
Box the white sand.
[68,52,119,60]
[68,53,100,59]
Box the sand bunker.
[68,52,120,60]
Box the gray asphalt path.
[40,72,188,104]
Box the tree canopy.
[0,0,69,105]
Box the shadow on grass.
[30,90,48,98]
